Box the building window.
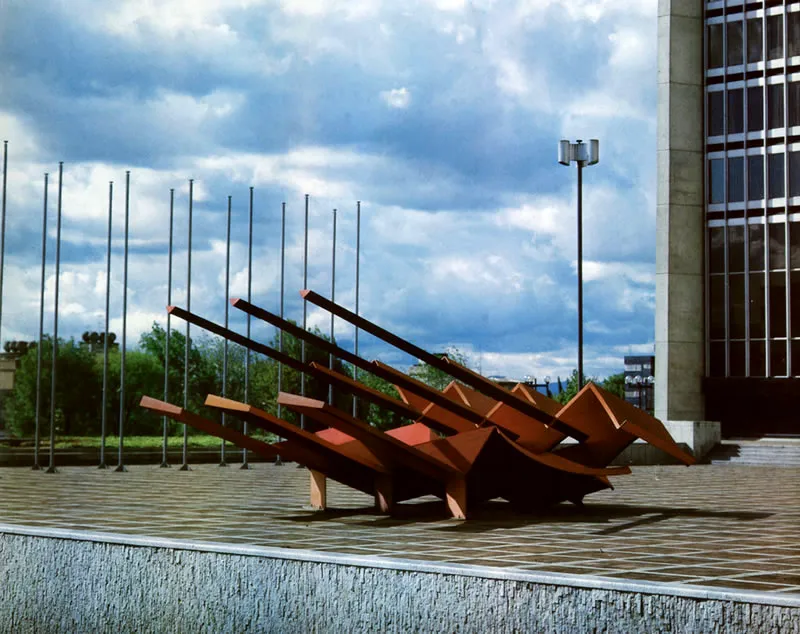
[728,89,745,134]
[790,151,800,198]
[770,222,786,270]
[749,224,765,271]
[790,82,800,127]
[708,91,724,136]
[791,221,800,269]
[768,153,785,199]
[709,227,725,273]
[728,225,745,272]
[770,273,787,339]
[767,15,783,60]
[768,84,784,130]
[794,340,800,377]
[708,23,724,69]
[789,12,800,58]
[792,270,800,337]
[747,17,763,63]
[709,341,725,377]
[771,339,787,376]
[750,340,766,376]
[729,341,746,376]
[748,154,764,200]
[729,274,746,339]
[727,21,744,66]
[748,86,764,132]
[728,157,745,202]
[710,275,726,339]
[750,271,766,338]
[709,159,725,203]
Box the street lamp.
[558,139,599,389]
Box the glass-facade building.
[705,1,800,382]
[656,1,799,436]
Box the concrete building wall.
[655,0,707,423]
[1,527,798,633]
[0,358,18,392]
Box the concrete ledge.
[1,523,797,633]
[610,439,692,466]
[607,421,720,465]
[664,420,721,459]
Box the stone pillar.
[655,0,706,423]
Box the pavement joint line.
[2,464,799,597]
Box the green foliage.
[353,370,408,431]
[102,349,165,435]
[554,369,600,405]
[410,347,469,392]
[602,372,625,399]
[2,321,449,440]
[4,337,102,437]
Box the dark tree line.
[3,322,400,438]
[3,322,627,439]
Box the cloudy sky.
[0,0,658,381]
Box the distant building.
[624,355,655,415]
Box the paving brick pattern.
[1,464,799,596]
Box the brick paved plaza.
[1,463,799,596]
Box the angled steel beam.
[300,289,587,442]
[277,392,459,481]
[370,361,485,428]
[140,396,280,461]
[205,395,387,474]
[231,298,485,429]
[168,305,307,374]
[307,361,419,420]
[170,305,430,425]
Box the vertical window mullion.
[786,6,792,376]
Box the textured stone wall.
[1,531,798,633]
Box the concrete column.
[655,0,706,423]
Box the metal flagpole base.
[31,464,42,471]
[275,455,283,466]
[218,461,229,467]
[240,462,252,470]
[45,466,58,474]
[114,465,128,473]
[97,463,109,470]
[159,462,171,468]
[179,464,191,471]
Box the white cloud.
[0,0,661,379]
[380,87,412,109]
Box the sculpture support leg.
[309,470,327,510]
[374,475,394,513]
[446,477,467,520]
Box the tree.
[103,349,166,436]
[554,369,600,405]
[602,372,625,399]
[138,323,219,424]
[246,324,355,430]
[354,370,410,431]
[4,337,103,437]
[410,347,469,392]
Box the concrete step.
[705,442,800,466]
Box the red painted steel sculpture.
[140,289,694,519]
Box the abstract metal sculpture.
[140,289,694,519]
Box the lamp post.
[625,374,655,412]
[558,139,599,390]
